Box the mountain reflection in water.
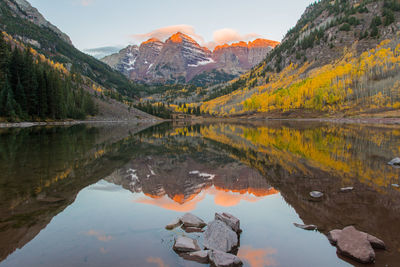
[0,121,399,267]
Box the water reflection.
[0,121,399,266]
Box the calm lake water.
[0,121,399,267]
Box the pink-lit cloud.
[131,24,204,44]
[131,25,264,50]
[146,257,169,267]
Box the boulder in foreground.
[209,250,243,267]
[165,217,182,230]
[203,220,238,253]
[173,236,201,253]
[215,212,241,233]
[182,250,210,264]
[181,213,206,228]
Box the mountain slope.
[0,0,139,97]
[201,0,400,117]
[101,32,278,86]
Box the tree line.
[0,32,97,121]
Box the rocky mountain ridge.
[101,32,279,85]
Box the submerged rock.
[209,250,243,267]
[340,187,354,192]
[181,213,206,228]
[215,212,241,233]
[388,157,400,166]
[165,217,182,230]
[173,236,201,253]
[203,220,238,253]
[293,223,317,231]
[182,250,210,264]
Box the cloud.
[205,28,262,50]
[131,25,204,44]
[80,0,94,6]
[238,246,277,267]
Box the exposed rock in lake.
[388,157,400,166]
[293,223,317,230]
[209,250,243,267]
[203,220,238,253]
[173,236,201,253]
[327,229,342,245]
[182,250,210,264]
[309,191,324,200]
[165,218,182,230]
[392,184,400,188]
[328,226,385,263]
[215,212,241,233]
[340,187,354,193]
[181,213,206,228]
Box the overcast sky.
[29,0,315,51]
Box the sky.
[29,0,315,53]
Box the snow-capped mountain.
[101,32,279,85]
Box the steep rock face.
[101,45,139,76]
[100,33,278,84]
[2,0,72,45]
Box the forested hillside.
[0,32,97,121]
[201,0,400,117]
[0,0,139,98]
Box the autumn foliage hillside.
[201,0,400,117]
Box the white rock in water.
[203,220,238,253]
[388,157,400,166]
[209,250,243,267]
[181,213,206,228]
[215,212,241,233]
[310,191,324,198]
[336,226,375,263]
[173,236,201,253]
[165,217,182,230]
[340,187,354,192]
[391,184,400,188]
[293,223,317,230]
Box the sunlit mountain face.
[0,122,400,267]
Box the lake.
[0,121,399,267]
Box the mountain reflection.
[1,121,400,266]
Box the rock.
[165,217,182,230]
[327,229,342,245]
[203,220,238,253]
[309,191,324,199]
[367,234,386,250]
[181,213,206,228]
[391,184,400,188]
[182,250,210,264]
[183,226,204,233]
[209,250,243,267]
[388,157,400,166]
[293,223,317,230]
[173,236,201,253]
[336,226,375,263]
[340,187,354,192]
[215,212,241,233]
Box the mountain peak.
[167,32,197,44]
[142,38,162,45]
